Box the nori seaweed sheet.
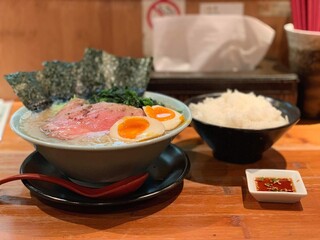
[4,71,52,111]
[100,50,153,95]
[41,61,77,102]
[74,49,106,98]
[4,48,153,111]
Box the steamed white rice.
[189,90,289,129]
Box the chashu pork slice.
[41,98,145,140]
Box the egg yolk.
[144,106,176,121]
[117,117,150,139]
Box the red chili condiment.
[255,177,295,192]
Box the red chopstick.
[291,0,302,30]
[291,0,320,31]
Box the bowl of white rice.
[185,90,300,163]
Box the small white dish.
[245,169,308,203]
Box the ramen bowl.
[185,92,300,164]
[10,92,192,184]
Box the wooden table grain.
[1,102,320,240]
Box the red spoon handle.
[0,173,148,198]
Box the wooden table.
[1,102,320,239]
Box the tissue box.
[153,15,275,72]
[147,60,298,105]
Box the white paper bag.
[153,15,275,72]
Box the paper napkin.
[0,99,12,141]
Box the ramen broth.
[20,104,117,146]
[19,100,183,146]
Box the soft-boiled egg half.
[110,116,165,142]
[143,105,184,130]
